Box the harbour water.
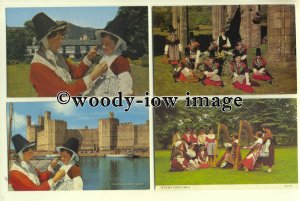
[79,157,150,190]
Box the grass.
[155,147,298,185]
[7,61,149,97]
[7,64,38,97]
[154,50,297,96]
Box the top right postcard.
[153,5,296,95]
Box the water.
[79,157,150,190]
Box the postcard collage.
[0,0,299,201]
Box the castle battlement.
[27,112,149,151]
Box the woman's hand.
[87,46,98,61]
[50,158,59,169]
[53,169,65,183]
[90,61,108,81]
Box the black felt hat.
[233,49,243,58]
[12,134,36,156]
[56,137,80,161]
[32,12,67,42]
[256,48,262,56]
[209,50,215,59]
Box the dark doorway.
[226,7,242,46]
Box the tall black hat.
[12,134,36,156]
[189,32,195,41]
[56,137,80,161]
[208,50,215,59]
[167,25,177,33]
[233,49,243,58]
[256,48,262,56]
[32,12,67,42]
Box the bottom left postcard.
[6,101,150,190]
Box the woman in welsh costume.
[29,12,107,97]
[83,23,133,96]
[9,134,65,190]
[257,124,275,173]
[202,52,224,87]
[241,131,264,172]
[252,48,273,84]
[230,52,254,93]
[170,141,189,171]
[164,25,182,67]
[54,137,83,190]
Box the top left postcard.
[6,7,149,97]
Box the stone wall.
[117,123,135,149]
[267,5,296,63]
[66,128,98,150]
[135,123,149,148]
[239,5,261,48]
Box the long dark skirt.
[258,142,275,167]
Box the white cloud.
[13,112,27,130]
[49,102,75,116]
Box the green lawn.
[155,147,298,185]
[154,52,297,96]
[7,62,149,97]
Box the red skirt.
[178,73,187,81]
[204,78,223,86]
[199,163,210,168]
[233,81,254,93]
[170,60,179,65]
[243,157,255,170]
[252,74,272,81]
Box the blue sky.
[7,101,149,139]
[6,7,119,28]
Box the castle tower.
[26,115,34,142]
[26,115,31,126]
[98,112,119,150]
[37,111,67,152]
[38,115,44,127]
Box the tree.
[154,99,297,149]
[7,28,28,61]
[24,20,36,45]
[105,7,148,60]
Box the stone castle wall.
[117,123,135,149]
[135,123,149,148]
[27,112,148,152]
